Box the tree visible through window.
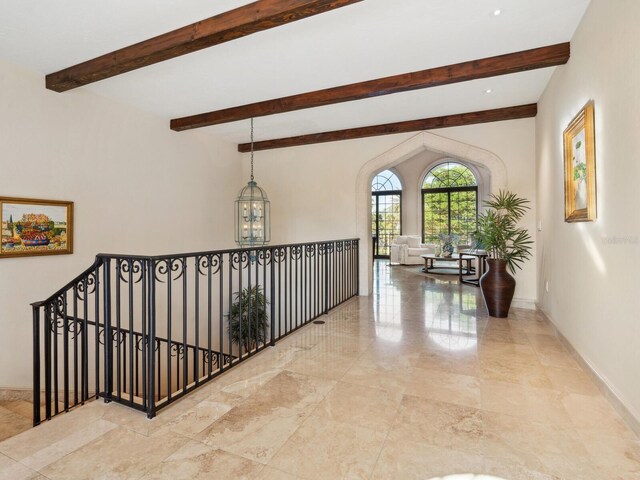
[371,170,401,258]
[422,162,477,244]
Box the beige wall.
[0,59,241,388]
[248,117,537,304]
[536,0,640,420]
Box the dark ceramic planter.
[480,259,516,318]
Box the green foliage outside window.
[423,163,477,244]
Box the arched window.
[372,170,402,191]
[422,162,477,244]
[371,170,402,258]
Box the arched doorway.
[355,131,508,295]
[371,169,402,258]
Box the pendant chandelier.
[235,118,271,248]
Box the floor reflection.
[372,260,483,350]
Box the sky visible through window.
[372,170,402,191]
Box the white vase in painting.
[575,178,587,210]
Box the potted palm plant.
[475,190,533,317]
[228,285,269,354]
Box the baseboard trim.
[0,387,32,402]
[511,298,536,310]
[536,304,640,438]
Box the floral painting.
[563,102,596,222]
[571,129,587,210]
[0,197,73,258]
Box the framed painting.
[563,101,597,222]
[0,197,73,258]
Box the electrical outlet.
[537,220,543,232]
[545,281,549,293]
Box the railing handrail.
[96,237,360,261]
[31,257,104,309]
[32,238,359,308]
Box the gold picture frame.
[563,101,597,222]
[0,197,74,258]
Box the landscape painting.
[563,101,597,222]
[0,197,73,258]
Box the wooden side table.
[459,250,488,287]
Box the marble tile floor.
[0,401,32,443]
[0,261,638,479]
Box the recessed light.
[493,9,502,16]
[485,89,493,94]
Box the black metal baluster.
[333,242,337,308]
[32,306,41,426]
[72,285,78,407]
[115,260,122,402]
[142,260,148,410]
[122,332,127,399]
[157,339,161,405]
[350,240,353,297]
[356,240,360,294]
[135,333,139,399]
[63,291,69,412]
[228,253,233,367]
[166,259,172,401]
[82,275,88,403]
[128,260,134,403]
[277,249,282,339]
[182,257,187,393]
[194,257,200,387]
[315,244,319,318]
[247,252,252,357]
[324,244,329,315]
[94,263,101,401]
[336,242,340,305]
[218,255,224,372]
[54,301,59,414]
[104,259,113,403]
[256,249,260,350]
[207,255,213,378]
[340,241,344,304]
[238,252,243,359]
[147,259,156,418]
[255,249,260,349]
[351,241,355,296]
[288,247,292,334]
[302,246,306,324]
[354,240,358,296]
[270,248,275,346]
[295,247,299,329]
[175,345,180,394]
[45,303,52,419]
[264,249,269,348]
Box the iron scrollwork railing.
[31,238,359,425]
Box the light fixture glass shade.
[234,180,271,248]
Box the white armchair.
[390,235,436,265]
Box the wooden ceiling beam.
[46,0,363,92]
[172,43,567,131]
[237,104,537,152]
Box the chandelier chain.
[250,117,254,181]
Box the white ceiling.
[0,0,591,144]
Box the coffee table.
[421,253,474,278]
